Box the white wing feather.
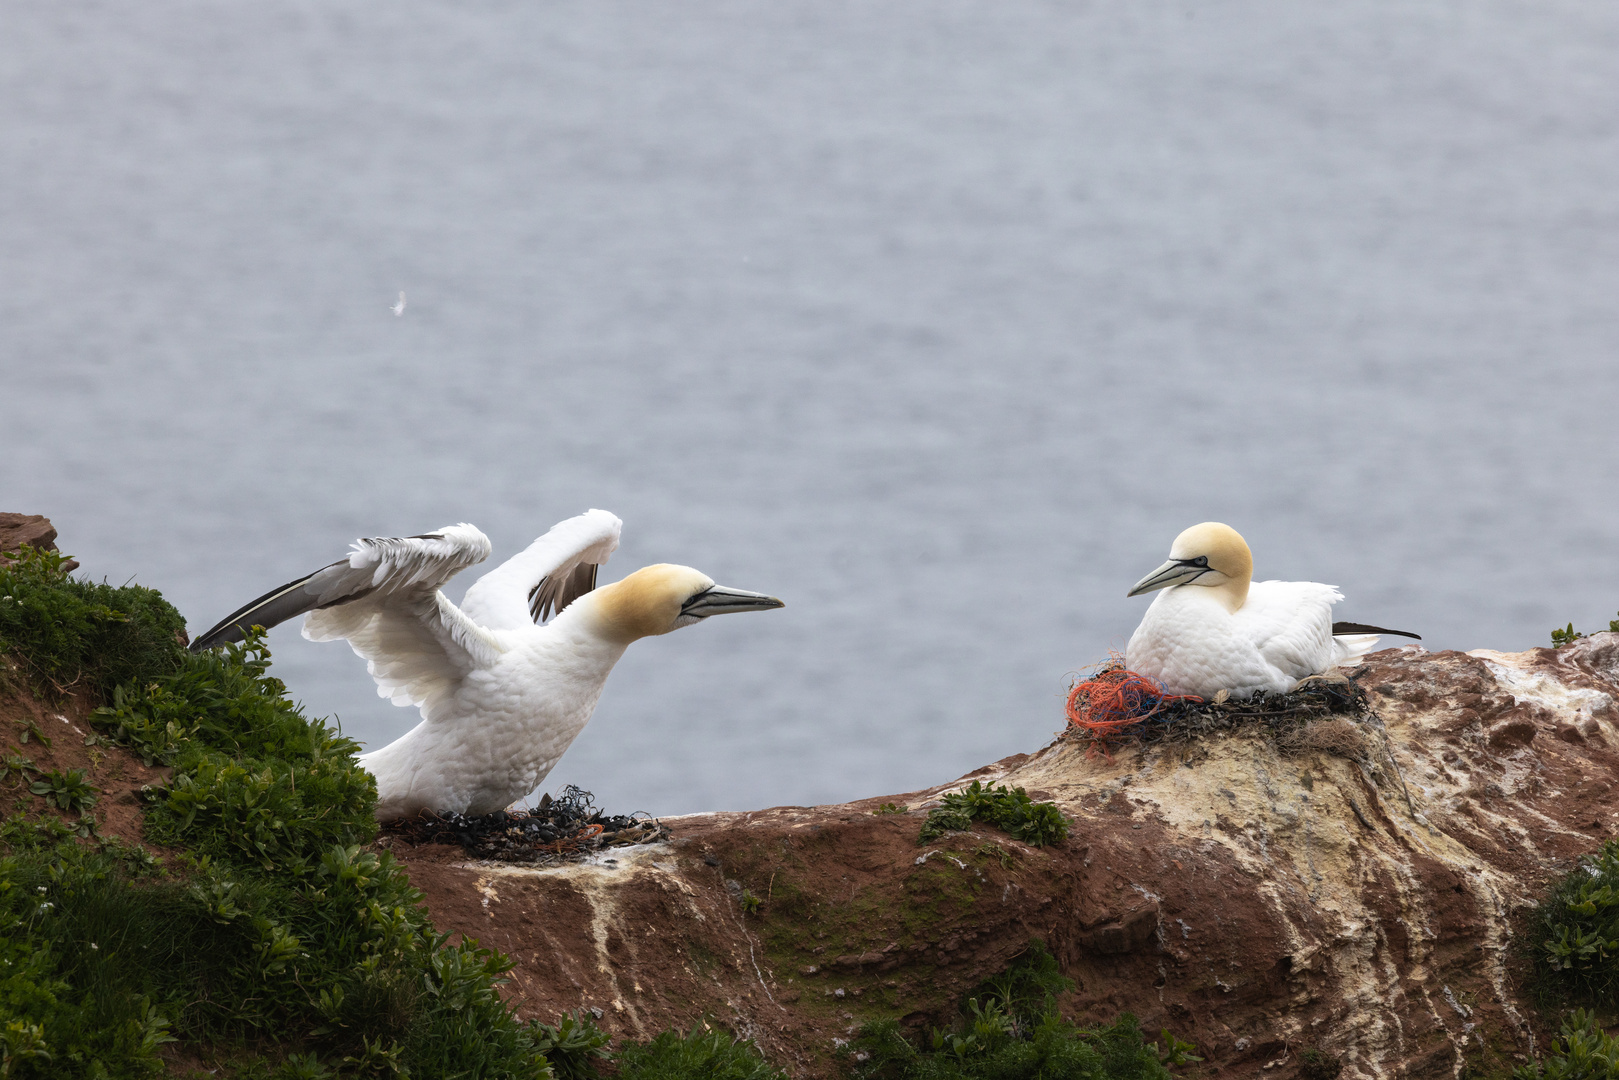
[460,509,622,632]
[301,525,502,721]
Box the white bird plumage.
[189,510,784,818]
[1124,522,1415,699]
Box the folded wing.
[459,509,622,631]
[1236,580,1343,681]
[190,524,499,722]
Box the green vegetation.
[531,1012,611,1079]
[1518,838,1619,1078]
[0,544,186,700]
[918,782,1068,848]
[1530,838,1619,1007]
[96,641,378,869]
[843,941,1197,1079]
[27,769,95,815]
[613,1027,786,1080]
[1552,614,1619,648]
[1,551,554,1077]
[1297,1047,1343,1080]
[1512,1010,1619,1079]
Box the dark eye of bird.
[1192,556,1209,567]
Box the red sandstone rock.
[0,513,79,572]
[387,640,1619,1079]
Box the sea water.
[3,2,1617,814]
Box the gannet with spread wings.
[1124,522,1418,700]
[190,510,784,819]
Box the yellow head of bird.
[588,563,784,643]
[1127,522,1254,608]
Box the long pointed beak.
[1127,560,1209,597]
[681,585,786,618]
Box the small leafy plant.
[918,781,1069,847]
[28,768,96,813]
[1553,614,1619,648]
[1512,1010,1619,1079]
[1530,838,1619,1006]
[0,754,36,785]
[873,802,908,815]
[533,1010,612,1079]
[1553,624,1587,648]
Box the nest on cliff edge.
[379,785,670,864]
[1063,661,1381,764]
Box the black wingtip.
[187,621,257,652]
[1333,621,1422,641]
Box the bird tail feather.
[1331,633,1382,667]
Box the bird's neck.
[1204,577,1250,612]
[546,595,644,653]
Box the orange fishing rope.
[1064,663,1202,760]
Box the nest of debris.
[1064,662,1379,762]
[380,785,670,864]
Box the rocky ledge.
[388,640,1619,1079]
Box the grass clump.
[918,782,1069,847]
[0,545,186,700]
[844,941,1197,1079]
[1512,1010,1619,1079]
[1529,838,1619,1007]
[613,1026,786,1080]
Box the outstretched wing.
[459,509,622,632]
[190,524,500,722]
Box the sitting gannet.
[1124,522,1417,700]
[189,510,784,819]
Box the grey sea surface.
[3,3,1617,815]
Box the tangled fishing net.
[380,785,669,864]
[1062,658,1376,761]
[1064,660,1202,759]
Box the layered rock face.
[0,512,78,571]
[392,640,1619,1079]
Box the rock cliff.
[390,641,1619,1079]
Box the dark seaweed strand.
[1099,675,1375,750]
[380,785,670,863]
